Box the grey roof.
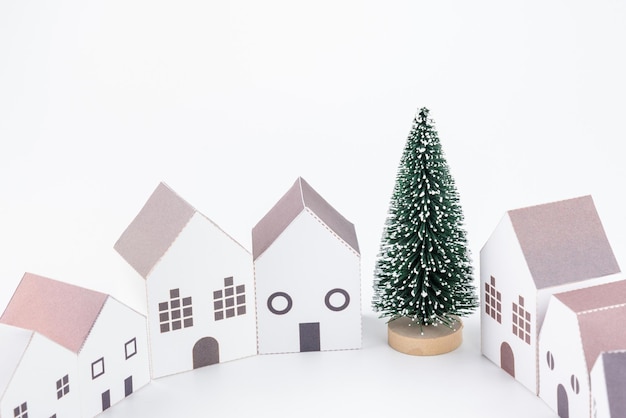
[508,195,620,289]
[599,351,626,418]
[114,183,196,278]
[252,177,359,260]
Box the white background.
[1,1,625,417]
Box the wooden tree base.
[387,316,463,356]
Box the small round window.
[267,292,293,315]
[325,288,350,312]
[546,351,555,370]
[571,375,580,394]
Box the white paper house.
[253,177,361,354]
[0,273,150,418]
[590,351,626,418]
[0,323,79,418]
[114,182,257,378]
[480,195,621,395]
[539,281,626,418]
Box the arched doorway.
[557,384,569,418]
[500,342,515,377]
[193,337,220,368]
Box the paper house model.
[0,323,79,418]
[590,351,626,418]
[114,182,257,378]
[0,273,150,418]
[480,195,621,394]
[539,280,626,418]
[253,177,361,354]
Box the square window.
[525,334,531,344]
[213,290,222,299]
[57,389,63,399]
[182,297,192,306]
[91,358,105,379]
[225,297,235,307]
[159,312,169,322]
[184,318,194,328]
[63,385,69,395]
[215,311,224,321]
[171,309,181,320]
[525,322,531,332]
[496,314,501,323]
[237,306,246,315]
[125,338,137,360]
[57,379,62,390]
[171,299,180,309]
[496,291,501,300]
[519,296,524,306]
[225,287,234,297]
[485,294,491,305]
[172,320,182,330]
[525,311,531,321]
[236,285,245,294]
[183,307,193,317]
[214,300,223,310]
[158,302,168,312]
[226,308,235,318]
[170,289,180,298]
[224,277,234,286]
[490,276,496,286]
[160,323,170,333]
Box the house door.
[124,376,133,397]
[193,337,220,368]
[299,322,321,352]
[500,342,515,377]
[557,384,569,418]
[101,390,111,411]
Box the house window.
[325,288,350,311]
[91,357,105,379]
[56,374,70,399]
[484,276,502,323]
[512,296,531,344]
[267,292,293,315]
[13,402,27,418]
[159,288,193,333]
[213,277,247,321]
[125,338,137,359]
[571,375,580,394]
[546,351,555,370]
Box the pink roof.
[555,280,626,372]
[252,177,360,260]
[0,273,108,354]
[508,195,620,289]
[114,182,196,278]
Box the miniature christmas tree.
[373,107,477,354]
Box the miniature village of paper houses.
[3,177,626,418]
[0,177,361,418]
[481,195,626,418]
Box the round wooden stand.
[387,316,463,356]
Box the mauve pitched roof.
[554,280,626,372]
[0,273,108,354]
[508,195,620,289]
[598,351,626,418]
[114,182,196,278]
[252,177,359,260]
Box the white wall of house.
[480,214,539,394]
[539,298,590,418]
[78,297,150,418]
[1,331,79,418]
[147,213,257,378]
[590,355,610,418]
[255,210,361,354]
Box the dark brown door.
[500,342,515,377]
[299,322,321,352]
[193,337,220,368]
